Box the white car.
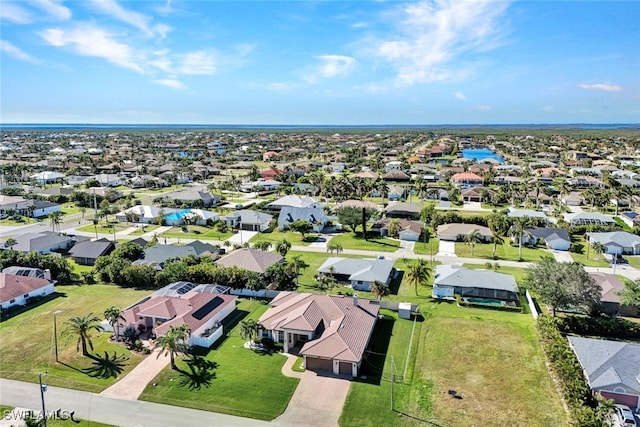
[614,404,637,427]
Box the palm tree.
[371,280,390,301]
[405,259,432,296]
[92,218,99,240]
[64,313,104,357]
[252,241,272,252]
[491,235,505,260]
[103,306,125,341]
[509,217,531,261]
[464,229,482,256]
[326,242,343,255]
[387,219,402,238]
[155,324,190,371]
[239,319,258,346]
[289,255,308,285]
[591,241,605,261]
[49,210,63,232]
[275,239,291,257]
[4,237,17,250]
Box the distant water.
[1,123,638,131]
[462,148,505,163]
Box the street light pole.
[39,372,48,427]
[53,310,62,363]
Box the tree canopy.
[620,279,640,309]
[525,257,602,316]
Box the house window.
[10,299,15,304]
[278,331,284,342]
[23,293,29,298]
[357,281,363,285]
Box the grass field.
[413,238,439,256]
[341,296,567,426]
[127,224,161,235]
[249,229,318,246]
[0,284,150,393]
[330,232,400,253]
[77,222,130,235]
[455,240,549,262]
[139,299,299,421]
[160,225,233,240]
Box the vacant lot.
[341,283,567,426]
[455,240,549,262]
[330,233,400,252]
[0,284,150,393]
[140,299,299,421]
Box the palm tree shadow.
[177,355,219,391]
[82,351,129,378]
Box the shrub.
[555,315,640,340]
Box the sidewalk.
[100,348,170,400]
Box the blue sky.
[1,0,638,125]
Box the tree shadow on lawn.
[177,354,219,391]
[82,351,129,379]
[354,315,395,386]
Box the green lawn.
[569,251,609,267]
[139,300,299,421]
[0,284,150,393]
[455,240,549,262]
[341,291,567,426]
[286,250,370,294]
[413,238,439,256]
[624,255,640,269]
[160,225,233,241]
[127,224,161,235]
[250,229,318,246]
[462,263,530,285]
[330,233,400,253]
[77,222,130,235]
[60,202,83,217]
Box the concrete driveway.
[546,249,574,263]
[437,240,457,257]
[274,369,351,427]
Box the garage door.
[305,357,333,372]
[339,361,352,375]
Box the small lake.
[461,148,505,163]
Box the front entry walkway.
[100,348,170,400]
[274,355,351,427]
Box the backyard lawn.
[340,275,567,426]
[249,229,318,246]
[139,299,299,421]
[160,225,233,240]
[455,240,549,262]
[330,232,400,253]
[0,284,150,393]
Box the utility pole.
[53,310,63,363]
[39,372,48,427]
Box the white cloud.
[87,0,156,37]
[39,24,144,73]
[154,78,185,90]
[543,106,554,112]
[31,0,72,20]
[304,55,356,83]
[0,40,40,64]
[0,2,33,24]
[578,83,621,92]
[370,0,510,86]
[177,51,216,75]
[454,92,467,101]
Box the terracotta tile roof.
[451,172,483,181]
[0,273,52,302]
[215,248,283,274]
[259,292,379,363]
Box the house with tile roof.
[589,272,638,317]
[118,282,237,348]
[258,292,380,376]
[317,257,395,291]
[215,248,283,274]
[451,172,483,189]
[568,336,640,409]
[0,272,56,311]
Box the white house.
[0,268,56,311]
[278,206,327,232]
[240,179,281,192]
[317,257,395,291]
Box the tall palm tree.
[591,241,605,261]
[252,241,272,252]
[326,242,343,255]
[464,229,482,256]
[491,235,504,259]
[405,259,432,296]
[239,319,258,345]
[92,218,99,240]
[64,313,104,357]
[49,211,63,232]
[155,324,190,371]
[371,280,390,301]
[387,219,402,238]
[289,255,308,285]
[103,306,125,341]
[509,217,531,261]
[275,239,291,257]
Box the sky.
[1,0,639,125]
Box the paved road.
[0,378,268,427]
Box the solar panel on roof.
[192,296,224,321]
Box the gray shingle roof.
[434,265,518,293]
[317,257,394,283]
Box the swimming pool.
[462,148,505,163]
[164,209,192,221]
[464,297,506,306]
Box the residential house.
[184,240,221,257]
[436,223,493,242]
[134,244,199,269]
[117,281,237,348]
[589,272,638,317]
[568,336,640,409]
[521,227,572,251]
[620,212,640,228]
[451,172,483,189]
[382,171,411,182]
[563,212,615,226]
[68,240,116,265]
[460,187,495,203]
[258,292,379,376]
[561,192,584,207]
[507,208,551,223]
[372,219,423,242]
[387,185,405,201]
[162,190,220,207]
[221,210,273,232]
[240,179,281,193]
[0,195,33,217]
[384,202,421,220]
[266,195,322,211]
[586,231,640,255]
[384,161,403,172]
[278,206,327,232]
[215,248,283,274]
[260,167,282,180]
[116,205,218,226]
[317,257,395,291]
[0,269,56,311]
[4,232,75,254]
[568,176,605,188]
[432,265,519,302]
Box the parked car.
[614,404,637,427]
